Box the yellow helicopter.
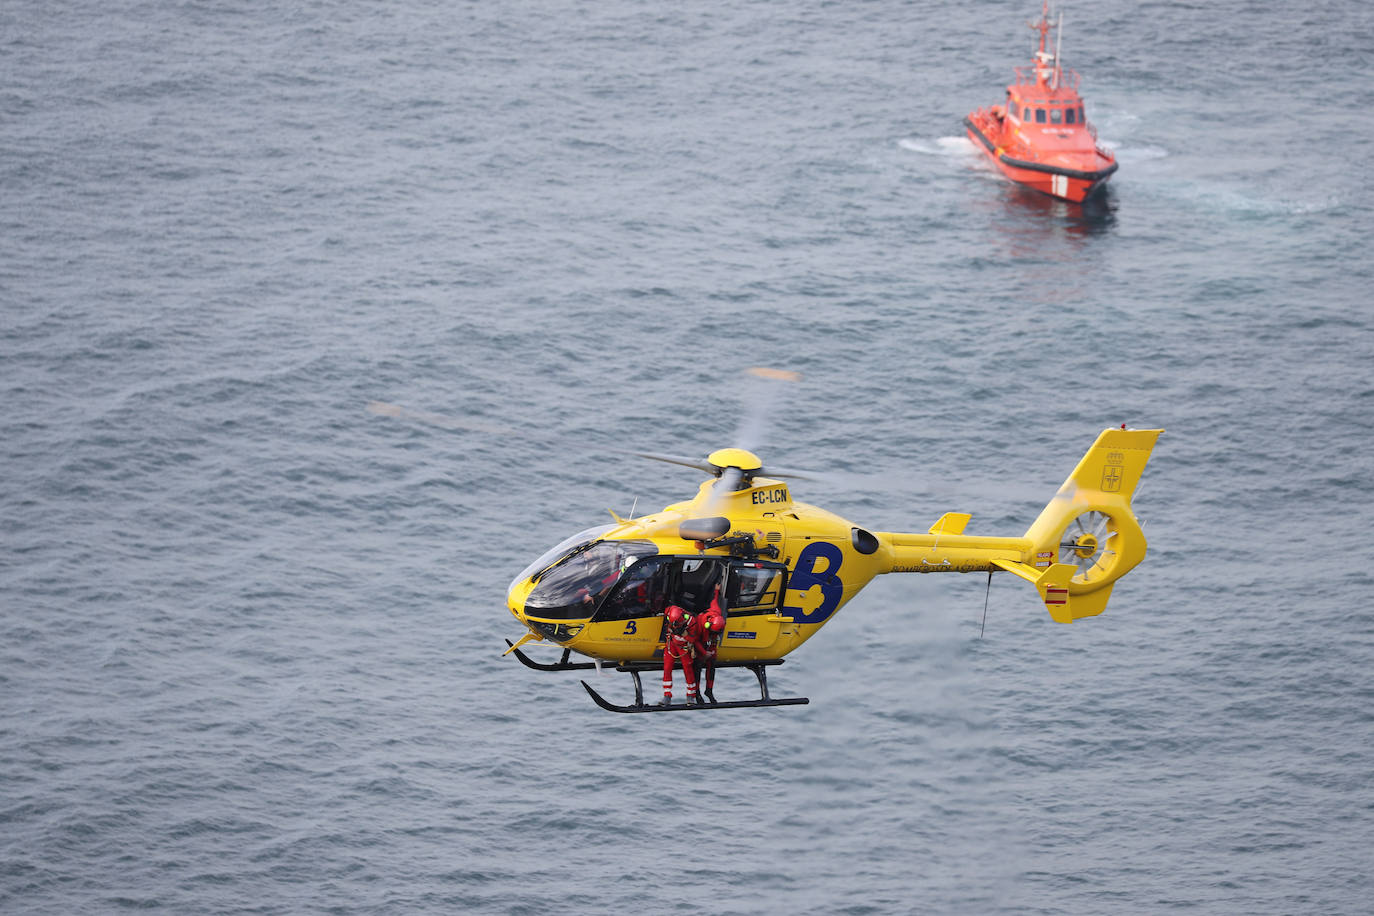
[371,377,1162,713]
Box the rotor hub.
[707,448,763,475]
[1070,533,1098,558]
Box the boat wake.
[1107,143,1169,164]
[1175,185,1345,219]
[899,136,978,157]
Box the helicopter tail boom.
[875,427,1161,623]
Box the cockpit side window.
[1065,106,1076,124]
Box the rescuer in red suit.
[660,605,700,706]
[689,586,727,704]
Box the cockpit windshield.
[523,539,658,620]
[509,524,615,593]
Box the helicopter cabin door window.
[717,559,790,654]
[591,556,673,623]
[725,560,786,617]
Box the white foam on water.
[899,135,980,157]
[1110,144,1169,162]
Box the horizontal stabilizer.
[990,559,1113,624]
[929,512,971,536]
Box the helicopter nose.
[508,578,534,623]
[509,583,587,644]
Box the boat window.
[1050,107,1062,124]
[1078,105,1085,122]
[1009,100,1020,119]
[1065,107,1076,124]
[1035,108,1046,123]
[1023,107,1035,122]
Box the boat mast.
[1032,0,1053,87]
[1053,9,1063,89]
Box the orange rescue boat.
[964,3,1117,202]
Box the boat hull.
[964,112,1116,203]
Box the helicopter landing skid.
[504,640,601,672]
[580,660,810,713]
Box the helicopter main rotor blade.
[372,366,828,521]
[633,367,826,491]
[633,451,820,482]
[632,451,720,475]
[756,464,820,481]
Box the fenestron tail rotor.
[1058,509,1121,584]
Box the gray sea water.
[4,1,1373,913]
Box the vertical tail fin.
[1049,426,1162,504]
[1015,427,1163,622]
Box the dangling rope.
[980,570,993,638]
